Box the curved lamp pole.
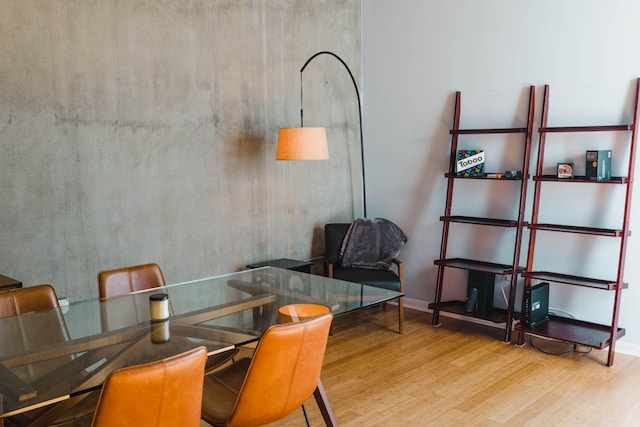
[278,51,366,218]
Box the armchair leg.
[397,297,404,334]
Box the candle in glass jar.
[149,293,170,321]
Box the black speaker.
[522,281,550,327]
[464,287,478,312]
[466,271,495,314]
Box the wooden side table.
[246,258,315,297]
[0,275,22,292]
[246,258,313,273]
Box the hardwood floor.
[266,307,640,427]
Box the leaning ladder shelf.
[430,86,535,343]
[514,79,639,367]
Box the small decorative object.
[586,150,611,181]
[557,163,574,179]
[505,170,521,178]
[149,293,170,321]
[456,149,485,177]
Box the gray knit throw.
[340,218,407,270]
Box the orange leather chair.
[97,263,167,299]
[201,313,334,427]
[91,346,207,427]
[0,285,96,426]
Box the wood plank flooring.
[263,307,640,427]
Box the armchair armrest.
[326,262,335,279]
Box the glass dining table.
[0,266,403,426]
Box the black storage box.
[586,150,611,181]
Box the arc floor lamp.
[276,51,367,218]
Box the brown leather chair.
[0,284,61,316]
[325,222,405,333]
[0,285,70,381]
[91,346,207,427]
[0,285,97,426]
[96,263,167,333]
[201,313,333,427]
[97,263,167,299]
[97,263,237,373]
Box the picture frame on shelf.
[557,162,574,179]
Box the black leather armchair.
[324,223,404,333]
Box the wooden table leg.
[313,379,337,427]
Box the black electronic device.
[466,271,495,314]
[522,281,550,327]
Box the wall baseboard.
[615,342,640,358]
[402,297,640,359]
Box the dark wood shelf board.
[539,124,632,133]
[515,315,625,349]
[429,301,510,324]
[528,223,624,237]
[445,173,524,180]
[0,275,22,291]
[534,175,627,184]
[450,127,527,135]
[435,258,523,275]
[522,271,625,290]
[440,215,522,228]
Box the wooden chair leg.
[398,297,404,334]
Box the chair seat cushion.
[204,348,240,375]
[202,357,251,424]
[332,268,401,292]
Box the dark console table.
[0,275,22,291]
[246,258,313,273]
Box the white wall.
[363,0,640,353]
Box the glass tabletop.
[0,267,403,417]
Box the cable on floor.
[528,335,592,357]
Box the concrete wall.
[0,0,363,300]
[363,0,640,353]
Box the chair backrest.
[324,223,351,267]
[98,263,166,299]
[0,284,72,381]
[97,263,167,331]
[91,346,207,427]
[0,284,60,317]
[227,313,333,427]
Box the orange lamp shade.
[276,127,329,160]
